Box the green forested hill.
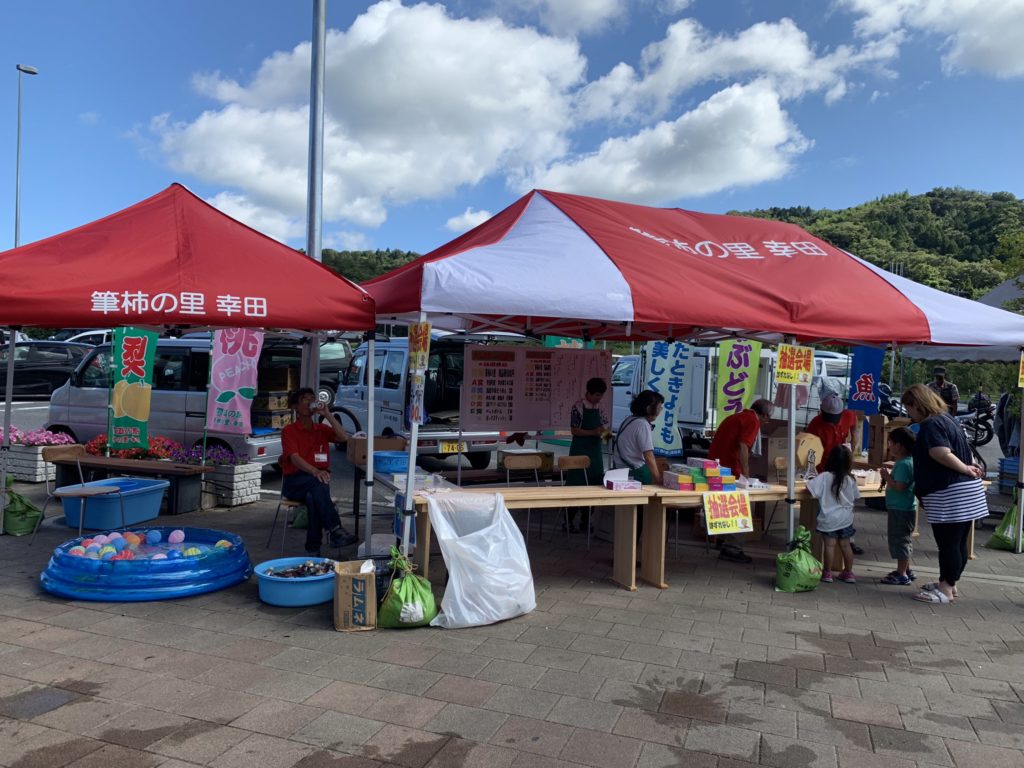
[323,189,1024,303]
[737,188,1024,300]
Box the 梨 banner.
[207,328,264,434]
[109,327,158,450]
[714,340,762,427]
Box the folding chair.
[557,455,592,549]
[504,453,542,537]
[31,445,125,543]
[267,498,304,552]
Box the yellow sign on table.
[703,491,753,535]
[776,343,814,385]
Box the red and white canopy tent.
[0,183,375,529]
[366,189,1024,546]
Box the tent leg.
[1017,350,1023,555]
[785,339,797,544]
[401,312,426,557]
[364,334,376,552]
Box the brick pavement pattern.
[2,482,1024,768]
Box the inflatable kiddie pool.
[40,527,252,602]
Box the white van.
[332,336,505,470]
[47,338,299,468]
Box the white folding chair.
[31,445,124,543]
[557,455,592,549]
[504,453,543,537]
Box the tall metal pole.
[302,1,326,394]
[14,64,38,248]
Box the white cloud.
[493,0,627,36]
[205,191,304,243]
[842,0,1024,78]
[324,230,370,251]
[532,80,810,201]
[154,0,585,234]
[577,18,899,122]
[445,207,493,233]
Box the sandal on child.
[913,589,953,604]
[880,573,912,586]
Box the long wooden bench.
[51,456,209,516]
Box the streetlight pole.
[14,64,39,248]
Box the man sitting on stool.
[281,388,358,555]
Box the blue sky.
[3,0,1023,257]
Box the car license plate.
[439,440,468,454]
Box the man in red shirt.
[708,399,774,479]
[281,388,358,555]
[806,393,858,472]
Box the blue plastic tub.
[374,451,409,473]
[61,477,169,529]
[254,557,335,607]
[39,527,252,602]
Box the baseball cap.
[933,366,946,375]
[821,393,844,415]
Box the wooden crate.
[253,391,289,410]
[252,410,293,429]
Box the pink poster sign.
[206,329,264,433]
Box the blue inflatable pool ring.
[40,527,252,602]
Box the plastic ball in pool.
[168,529,185,544]
[107,531,123,541]
[215,540,232,549]
[100,550,116,561]
[85,544,100,553]
[80,538,94,548]
[166,550,183,560]
[146,530,162,545]
[92,534,108,545]
[122,532,140,546]
[183,547,202,558]
[151,553,167,560]
[112,538,128,552]
[68,546,86,556]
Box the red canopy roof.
[0,184,374,331]
[366,189,1024,346]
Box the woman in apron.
[567,378,609,531]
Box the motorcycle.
[957,389,995,447]
[877,383,907,418]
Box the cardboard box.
[605,479,642,491]
[334,560,377,631]
[868,415,912,466]
[253,391,289,410]
[262,367,300,392]
[252,410,293,429]
[346,436,407,467]
[498,449,554,473]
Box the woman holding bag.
[614,390,665,485]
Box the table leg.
[639,499,668,589]
[610,504,638,591]
[414,507,433,581]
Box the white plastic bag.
[426,492,536,629]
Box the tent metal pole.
[1017,347,1023,555]
[364,334,375,551]
[401,313,426,556]
[0,328,17,534]
[785,337,797,543]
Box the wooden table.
[413,486,654,591]
[52,456,209,515]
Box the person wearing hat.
[806,393,858,473]
[926,366,959,415]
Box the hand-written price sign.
[1018,351,1024,389]
[408,322,432,373]
[703,490,753,535]
[776,343,814,386]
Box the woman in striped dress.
[900,384,987,604]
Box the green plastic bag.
[290,504,308,530]
[377,546,438,628]
[986,497,1019,551]
[774,526,823,592]
[2,490,42,537]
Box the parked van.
[46,338,300,468]
[332,336,506,470]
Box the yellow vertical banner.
[715,339,762,426]
[776,343,815,385]
[408,322,432,372]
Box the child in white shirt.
[806,445,861,583]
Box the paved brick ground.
[2,480,1024,768]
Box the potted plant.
[83,433,183,460]
[2,427,76,482]
[173,445,261,508]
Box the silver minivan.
[47,338,296,468]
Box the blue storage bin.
[254,557,335,607]
[62,477,170,529]
[374,450,409,473]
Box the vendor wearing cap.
[806,393,858,473]
[926,366,959,415]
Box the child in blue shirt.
[879,427,917,586]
